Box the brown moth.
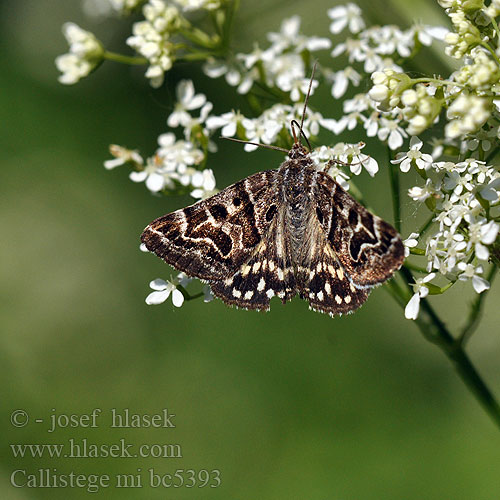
[141,73,404,316]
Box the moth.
[141,76,404,316]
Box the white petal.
[400,158,411,173]
[205,116,227,130]
[480,221,499,245]
[146,289,171,305]
[171,288,185,307]
[332,73,348,99]
[221,122,237,137]
[425,26,449,41]
[158,132,176,147]
[190,188,204,199]
[129,171,148,182]
[368,84,389,102]
[150,279,169,290]
[365,120,378,137]
[409,136,422,149]
[329,18,348,34]
[475,242,490,260]
[388,130,403,150]
[190,171,204,187]
[145,173,165,192]
[404,293,420,320]
[104,158,124,170]
[319,118,338,133]
[362,157,379,176]
[177,79,194,102]
[472,276,490,294]
[187,94,206,110]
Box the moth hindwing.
[141,143,404,317]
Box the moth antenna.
[221,136,288,153]
[291,123,298,144]
[299,61,318,136]
[291,120,312,151]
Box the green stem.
[179,26,220,50]
[176,285,204,301]
[480,41,500,67]
[409,247,426,256]
[221,0,239,52]
[492,16,500,41]
[103,51,147,65]
[387,147,401,232]
[417,213,435,236]
[458,265,498,345]
[403,261,428,273]
[396,266,500,429]
[180,51,219,61]
[485,145,500,164]
[385,143,500,428]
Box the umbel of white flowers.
[57,1,499,320]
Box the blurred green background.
[1,0,500,498]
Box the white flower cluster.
[105,79,216,199]
[393,138,500,319]
[323,10,446,149]
[176,0,222,10]
[65,2,498,320]
[203,15,330,99]
[126,0,182,87]
[443,7,481,59]
[110,0,146,12]
[367,2,500,142]
[55,22,103,84]
[145,273,213,307]
[82,0,146,17]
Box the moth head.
[288,142,309,159]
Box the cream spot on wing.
[317,291,324,301]
[344,295,351,304]
[224,277,233,286]
[252,261,261,273]
[316,262,322,272]
[241,264,251,276]
[244,290,254,300]
[258,243,267,253]
[335,295,342,304]
[324,282,331,295]
[337,267,344,281]
[309,292,315,299]
[262,259,268,270]
[309,269,315,279]
[266,289,275,298]
[277,268,284,280]
[328,265,336,278]
[232,289,242,298]
[257,278,266,292]
[268,261,275,271]
[350,283,356,293]
[277,291,285,298]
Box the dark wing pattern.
[296,235,370,316]
[314,171,404,288]
[141,170,279,281]
[208,213,297,310]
